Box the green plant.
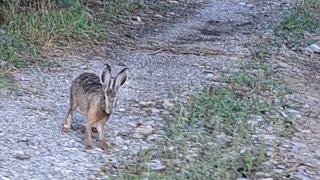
[110,57,289,179]
[275,0,320,48]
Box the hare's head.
[100,64,128,114]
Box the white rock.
[139,101,155,108]
[88,175,96,180]
[256,172,271,178]
[146,159,166,170]
[310,44,320,53]
[118,108,126,112]
[162,99,174,108]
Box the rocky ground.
[0,0,319,179]
[270,40,320,179]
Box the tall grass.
[0,0,131,69]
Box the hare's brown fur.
[62,64,128,150]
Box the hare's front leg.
[96,116,109,150]
[85,110,97,149]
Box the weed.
[275,0,320,48]
[114,56,288,179]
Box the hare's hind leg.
[63,91,77,132]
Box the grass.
[0,1,110,68]
[106,54,290,179]
[100,1,320,179]
[275,0,320,48]
[0,0,137,87]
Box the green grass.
[98,1,320,179]
[0,2,108,67]
[275,0,320,48]
[102,55,289,179]
[90,0,320,179]
[0,0,135,86]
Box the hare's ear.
[100,64,111,86]
[114,68,128,92]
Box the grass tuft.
[116,57,289,179]
[275,0,320,48]
[0,0,132,86]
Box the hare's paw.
[62,127,70,133]
[100,141,108,151]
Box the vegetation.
[108,0,320,179]
[0,0,144,85]
[275,0,320,48]
[0,0,118,67]
[114,49,290,179]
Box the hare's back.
[73,72,103,94]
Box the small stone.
[14,151,31,160]
[262,161,272,167]
[266,151,273,157]
[0,60,7,68]
[152,108,161,114]
[277,61,291,69]
[100,165,108,172]
[118,108,126,112]
[80,65,88,69]
[88,175,96,180]
[61,169,73,176]
[0,28,5,34]
[310,44,320,53]
[274,168,284,174]
[256,172,271,178]
[285,109,300,116]
[236,178,249,180]
[300,129,311,134]
[258,178,273,180]
[302,104,310,109]
[205,73,214,80]
[302,47,314,56]
[162,99,174,108]
[133,125,154,139]
[139,101,155,108]
[146,159,166,170]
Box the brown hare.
[62,63,128,150]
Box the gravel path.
[271,44,320,179]
[0,0,294,179]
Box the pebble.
[274,168,284,174]
[145,159,166,171]
[256,172,271,178]
[0,61,7,68]
[14,151,31,160]
[139,101,155,108]
[88,175,96,180]
[133,125,154,139]
[118,108,126,112]
[149,108,160,114]
[310,44,320,53]
[162,99,174,108]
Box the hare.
[62,63,128,150]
